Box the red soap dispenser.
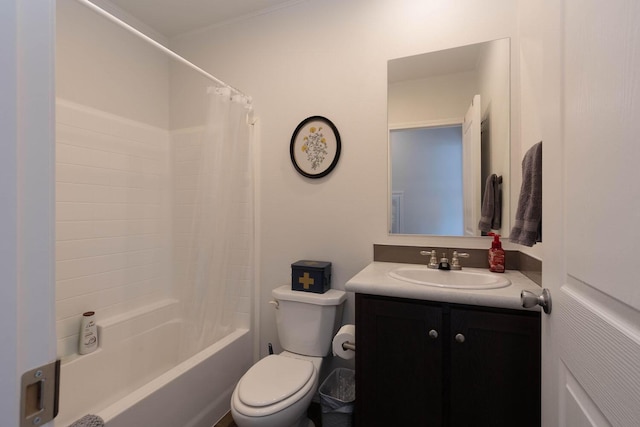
[488,233,505,273]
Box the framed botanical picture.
[290,116,341,178]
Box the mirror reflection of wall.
[388,38,510,237]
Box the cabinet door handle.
[455,333,465,343]
[428,329,438,339]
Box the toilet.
[231,284,346,427]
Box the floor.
[215,403,323,427]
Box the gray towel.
[510,142,542,246]
[478,174,502,232]
[69,415,104,427]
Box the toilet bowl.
[231,352,321,427]
[230,285,346,427]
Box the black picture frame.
[290,116,341,179]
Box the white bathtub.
[57,299,252,427]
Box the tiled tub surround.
[57,299,251,426]
[56,99,171,357]
[55,100,252,426]
[56,101,251,356]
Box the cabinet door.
[449,307,540,427]
[356,295,443,427]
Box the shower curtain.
[179,87,254,360]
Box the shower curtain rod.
[74,0,250,99]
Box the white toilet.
[231,284,346,427]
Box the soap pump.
[488,233,505,273]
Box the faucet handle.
[420,249,439,269]
[451,251,470,270]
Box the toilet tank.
[272,285,346,357]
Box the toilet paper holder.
[341,341,356,352]
[333,324,356,359]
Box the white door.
[0,1,57,426]
[462,94,481,236]
[542,0,640,425]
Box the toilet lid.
[238,355,314,408]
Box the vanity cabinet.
[355,293,540,427]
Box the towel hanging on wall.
[478,174,502,232]
[510,141,542,246]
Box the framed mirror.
[388,38,510,237]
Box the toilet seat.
[233,355,317,417]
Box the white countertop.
[345,261,542,312]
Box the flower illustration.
[301,124,329,170]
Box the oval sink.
[388,267,511,290]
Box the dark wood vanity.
[355,293,541,427]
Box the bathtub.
[56,299,252,427]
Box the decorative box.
[291,260,332,293]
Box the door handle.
[521,288,552,314]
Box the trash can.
[319,368,355,427]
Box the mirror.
[388,38,510,237]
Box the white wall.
[1,1,56,424]
[56,0,170,128]
[388,71,477,125]
[0,1,20,418]
[169,0,521,363]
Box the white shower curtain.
[179,87,254,360]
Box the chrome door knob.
[428,329,438,339]
[521,288,552,314]
[455,333,465,343]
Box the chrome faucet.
[450,251,470,270]
[419,249,439,269]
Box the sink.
[388,266,511,290]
